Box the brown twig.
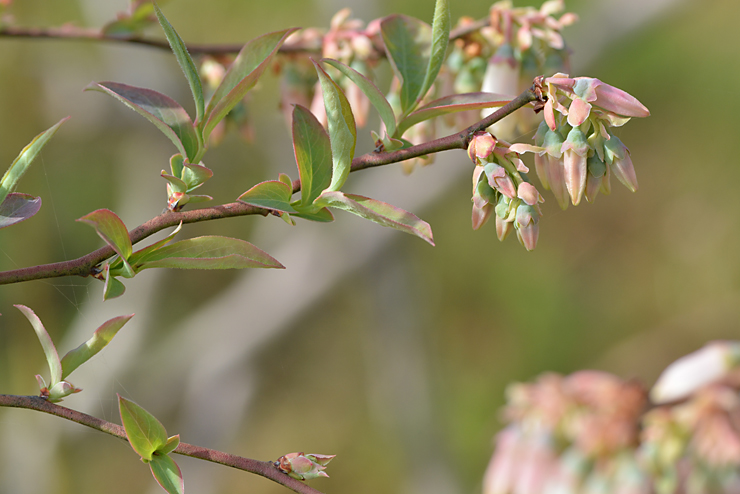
[0,394,326,494]
[0,83,541,286]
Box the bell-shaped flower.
[604,134,638,192]
[517,182,544,206]
[584,154,608,203]
[542,129,569,210]
[515,204,539,251]
[276,452,336,481]
[573,77,650,118]
[483,162,517,199]
[560,126,589,205]
[471,166,497,230]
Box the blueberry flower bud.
[276,452,336,481]
[604,134,638,192]
[515,204,539,251]
[468,131,497,164]
[561,126,589,205]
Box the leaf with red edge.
[203,28,298,140]
[118,395,168,461]
[315,191,434,245]
[85,82,199,162]
[149,453,184,494]
[15,304,62,388]
[61,314,134,379]
[0,193,41,229]
[77,209,135,272]
[292,105,332,207]
[238,180,298,214]
[397,92,511,136]
[133,236,285,270]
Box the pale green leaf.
[61,314,134,379]
[14,305,62,387]
[149,453,184,494]
[118,395,168,461]
[292,105,333,206]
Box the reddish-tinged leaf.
[0,117,68,206]
[15,305,62,388]
[181,163,212,190]
[134,236,285,270]
[291,204,335,223]
[154,3,204,124]
[204,28,298,140]
[315,191,434,245]
[85,82,199,162]
[77,209,133,264]
[380,15,431,115]
[238,180,298,213]
[61,314,134,379]
[312,60,357,193]
[103,264,126,300]
[149,454,184,494]
[158,435,181,456]
[322,59,397,137]
[118,395,168,461]
[0,193,41,229]
[397,92,510,136]
[128,223,182,268]
[292,105,333,206]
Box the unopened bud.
[275,452,336,481]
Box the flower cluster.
[468,131,544,250]
[445,0,577,140]
[533,74,650,208]
[484,342,740,494]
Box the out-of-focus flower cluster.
[532,74,650,208]
[445,0,577,140]
[468,131,544,250]
[484,342,740,494]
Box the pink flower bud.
[573,78,650,118]
[651,342,740,404]
[517,182,544,206]
[604,134,638,192]
[468,131,497,164]
[542,130,569,210]
[276,452,336,481]
[515,204,539,251]
[495,215,513,241]
[561,126,589,205]
[484,163,517,199]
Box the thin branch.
[0,82,542,286]
[0,394,326,494]
[0,16,490,56]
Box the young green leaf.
[312,60,357,193]
[315,191,434,245]
[0,193,41,230]
[158,435,181,456]
[149,453,184,494]
[14,305,63,388]
[380,15,432,115]
[161,172,189,194]
[292,105,333,206]
[133,236,285,270]
[290,205,335,223]
[418,0,450,108]
[238,180,298,214]
[154,3,204,124]
[181,163,213,190]
[203,28,298,141]
[85,82,199,162]
[127,223,182,267]
[60,314,134,379]
[322,59,397,138]
[103,264,127,300]
[0,117,67,206]
[396,92,511,136]
[77,209,134,264]
[118,395,168,461]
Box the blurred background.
[1,0,738,493]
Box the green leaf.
[0,117,67,206]
[292,105,333,206]
[149,453,184,494]
[322,59,397,138]
[77,208,133,263]
[203,28,297,140]
[181,163,212,190]
[380,15,432,115]
[118,395,168,461]
[85,82,199,162]
[161,172,188,194]
[418,0,450,108]
[14,305,62,388]
[134,236,285,270]
[312,60,357,193]
[238,180,298,213]
[60,314,134,379]
[291,204,335,223]
[154,3,204,124]
[315,191,434,245]
[0,193,41,230]
[170,153,185,178]
[158,435,181,456]
[103,264,127,300]
[397,92,510,136]
[128,223,182,267]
